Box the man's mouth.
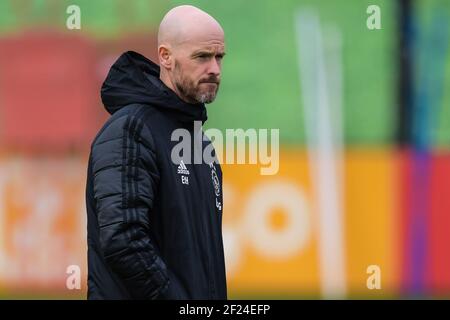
[200,77,220,84]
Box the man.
[85,5,227,299]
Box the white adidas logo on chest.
[177,160,190,185]
[177,160,190,175]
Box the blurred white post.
[295,9,347,299]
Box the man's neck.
[159,72,197,104]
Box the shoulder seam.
[92,104,146,148]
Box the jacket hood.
[101,51,207,123]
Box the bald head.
[158,5,224,47]
[157,5,226,104]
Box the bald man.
[86,5,227,299]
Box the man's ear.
[158,45,172,70]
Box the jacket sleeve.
[91,112,170,299]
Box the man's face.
[172,40,225,104]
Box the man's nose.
[207,58,221,76]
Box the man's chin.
[195,88,218,103]
[197,92,217,104]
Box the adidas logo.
[177,160,190,175]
